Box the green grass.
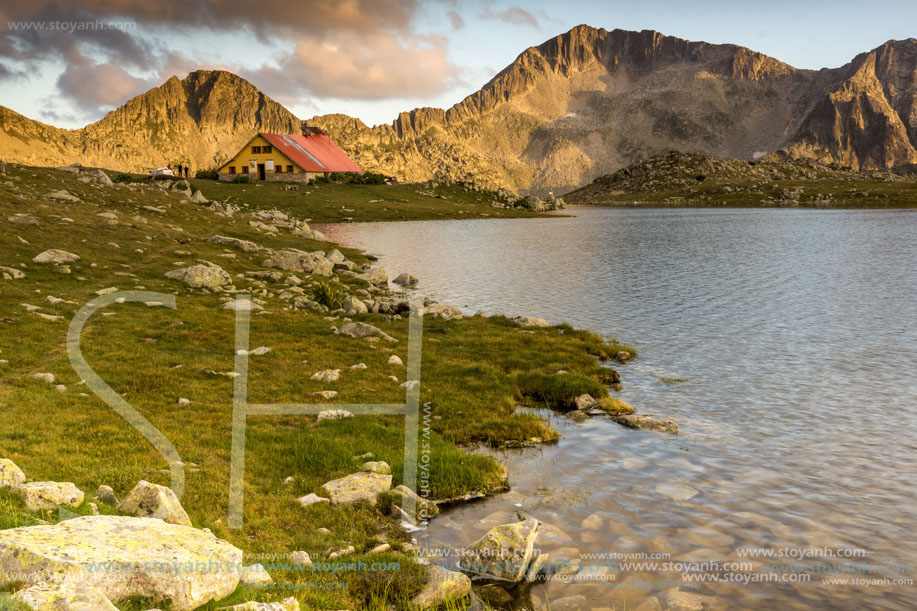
[0,162,633,609]
[115,169,553,223]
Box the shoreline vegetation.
[0,162,637,610]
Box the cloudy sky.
[1,0,914,129]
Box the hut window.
[263,145,273,153]
[251,146,261,154]
[229,166,236,174]
[286,165,293,173]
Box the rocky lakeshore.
[0,161,670,610]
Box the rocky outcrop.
[0,515,243,611]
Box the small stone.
[296,493,330,507]
[311,369,341,383]
[32,372,55,384]
[178,397,191,406]
[54,384,67,393]
[239,563,272,585]
[387,355,403,366]
[513,316,551,328]
[117,480,192,526]
[312,391,340,401]
[289,551,311,566]
[361,461,391,475]
[317,408,351,420]
[369,543,391,554]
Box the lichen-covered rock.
[13,581,119,610]
[425,305,463,321]
[0,459,26,488]
[513,316,550,327]
[238,563,272,585]
[117,480,192,526]
[610,414,678,433]
[320,472,392,505]
[0,516,243,611]
[208,235,265,253]
[392,273,418,288]
[411,564,471,609]
[0,266,25,280]
[574,394,598,411]
[460,517,541,582]
[16,482,84,511]
[32,250,80,265]
[388,485,439,521]
[217,598,299,611]
[262,249,332,276]
[164,261,230,289]
[335,322,397,343]
[360,461,391,475]
[341,295,368,315]
[361,268,388,286]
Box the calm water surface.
[318,208,916,610]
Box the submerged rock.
[392,273,418,288]
[0,515,242,611]
[461,517,541,582]
[610,413,678,433]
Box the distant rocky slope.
[2,26,916,195]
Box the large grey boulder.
[117,480,192,526]
[341,295,368,315]
[14,582,118,610]
[0,516,243,611]
[208,235,265,253]
[164,261,230,289]
[0,459,26,488]
[361,268,388,286]
[320,472,392,505]
[335,322,397,343]
[460,517,541,582]
[16,482,84,511]
[392,273,418,288]
[33,250,80,265]
[262,248,333,276]
[411,564,471,609]
[89,169,113,186]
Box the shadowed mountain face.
[2,26,916,194]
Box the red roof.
[260,133,362,173]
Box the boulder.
[262,249,333,276]
[238,563,272,585]
[320,472,392,505]
[45,190,81,203]
[513,316,550,328]
[360,461,391,475]
[0,459,26,488]
[461,517,541,582]
[317,409,352,421]
[32,250,80,265]
[341,295,368,315]
[387,485,439,521]
[361,268,388,286]
[392,273,418,288]
[0,515,243,611]
[217,599,299,611]
[566,410,590,423]
[425,305,463,321]
[310,369,341,383]
[223,299,263,311]
[190,190,208,203]
[95,485,118,506]
[387,355,403,366]
[164,261,230,289]
[88,169,113,186]
[610,414,678,433]
[16,482,84,511]
[411,564,471,609]
[14,582,118,610]
[117,480,192,526]
[289,551,311,566]
[325,249,347,264]
[208,235,265,253]
[574,394,598,411]
[0,266,25,280]
[335,322,397,342]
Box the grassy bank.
[0,163,632,609]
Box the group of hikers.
[167,162,190,178]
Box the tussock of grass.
[597,396,635,415]
[515,372,608,410]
